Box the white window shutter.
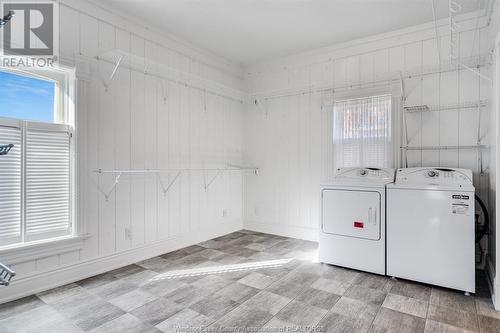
[0,123,22,246]
[25,123,71,241]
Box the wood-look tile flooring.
[0,230,498,332]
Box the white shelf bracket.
[255,99,268,117]
[98,53,125,90]
[205,169,224,191]
[159,80,168,104]
[157,171,181,195]
[460,63,493,83]
[97,173,122,201]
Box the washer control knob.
[359,169,367,176]
[427,170,437,178]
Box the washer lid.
[389,167,474,191]
[322,167,395,187]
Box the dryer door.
[322,189,381,240]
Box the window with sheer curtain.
[333,94,392,170]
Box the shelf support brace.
[99,53,125,90]
[98,173,122,201]
[205,169,224,191]
[460,63,492,83]
[255,99,268,117]
[109,54,125,82]
[157,171,181,195]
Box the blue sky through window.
[0,70,55,123]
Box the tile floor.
[0,230,498,333]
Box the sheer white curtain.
[333,94,392,170]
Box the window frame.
[0,66,77,251]
[331,88,398,171]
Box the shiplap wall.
[489,46,498,300]
[243,14,496,242]
[3,0,245,298]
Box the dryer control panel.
[395,167,473,186]
[335,167,395,183]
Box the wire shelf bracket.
[204,168,224,192]
[97,53,125,91]
[157,171,181,196]
[97,173,122,201]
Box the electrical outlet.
[125,228,132,240]
[254,207,260,217]
[222,209,228,217]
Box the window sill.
[0,235,89,265]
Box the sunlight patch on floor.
[150,258,294,281]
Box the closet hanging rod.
[94,167,259,174]
[401,145,488,151]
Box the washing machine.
[387,167,475,294]
[319,167,395,275]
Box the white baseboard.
[486,255,499,309]
[244,220,318,242]
[0,221,242,304]
[496,280,500,311]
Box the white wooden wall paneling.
[130,35,146,248]
[79,13,100,260]
[114,28,132,252]
[168,80,182,238]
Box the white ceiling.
[98,0,483,66]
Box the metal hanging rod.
[94,167,259,174]
[94,165,259,201]
[402,145,488,151]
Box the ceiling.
[98,0,483,66]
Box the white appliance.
[387,167,475,294]
[319,167,395,275]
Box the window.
[0,71,56,122]
[0,69,73,247]
[333,94,392,170]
